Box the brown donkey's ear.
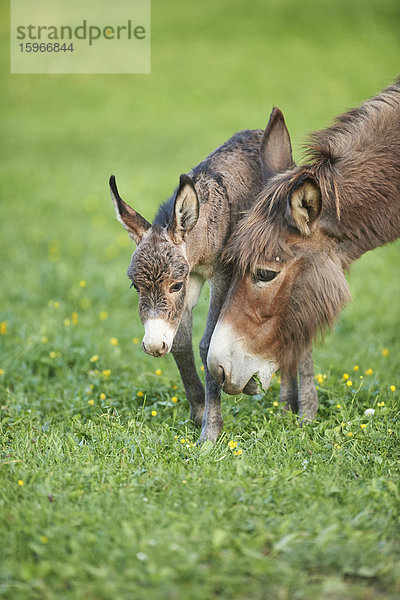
[259,107,294,181]
[285,176,322,236]
[109,175,151,245]
[168,174,199,243]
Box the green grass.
[1,0,400,598]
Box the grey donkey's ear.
[168,174,199,243]
[109,175,151,245]
[259,107,294,181]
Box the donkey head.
[110,174,199,357]
[207,108,351,394]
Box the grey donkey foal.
[110,112,317,442]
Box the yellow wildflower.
[171,396,178,404]
[0,322,7,335]
[334,443,341,449]
[180,438,186,444]
[49,351,57,359]
[390,385,396,392]
[54,302,60,309]
[315,374,324,385]
[360,424,367,430]
[71,312,78,325]
[228,440,238,449]
[0,369,4,376]
[382,348,389,358]
[89,355,99,363]
[341,422,346,427]
[41,336,48,344]
[365,368,373,376]
[347,431,353,437]
[377,401,385,408]
[155,369,162,376]
[40,536,48,544]
[137,391,144,397]
[336,404,341,408]
[132,337,139,344]
[172,385,178,390]
[353,365,359,371]
[342,373,349,380]
[99,311,108,320]
[233,449,243,456]
[201,365,205,371]
[102,369,111,377]
[151,410,157,416]
[346,380,353,387]
[88,399,94,406]
[100,393,106,400]
[64,319,71,327]
[18,480,24,486]
[273,401,278,407]
[110,337,119,346]
[79,280,86,288]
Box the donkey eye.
[130,282,139,292]
[253,269,279,283]
[169,282,184,293]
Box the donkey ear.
[109,175,151,245]
[168,174,199,242]
[260,107,294,181]
[285,177,322,236]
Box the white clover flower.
[136,552,148,562]
[364,408,375,417]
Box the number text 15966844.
[19,43,74,53]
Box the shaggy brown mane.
[305,80,400,167]
[223,172,294,275]
[225,79,400,274]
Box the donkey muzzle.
[207,320,278,394]
[142,318,175,358]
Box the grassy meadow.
[1,0,400,598]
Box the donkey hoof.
[198,422,223,444]
[298,411,317,425]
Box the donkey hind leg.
[198,275,228,443]
[171,275,205,427]
[297,348,318,422]
[279,369,299,413]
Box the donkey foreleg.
[198,275,228,443]
[172,307,205,427]
[279,369,299,412]
[297,348,318,421]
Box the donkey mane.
[226,79,400,272]
[223,171,298,274]
[305,79,400,167]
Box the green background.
[1,1,399,599]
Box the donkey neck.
[309,83,400,266]
[319,149,400,266]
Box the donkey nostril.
[217,365,225,386]
[161,341,167,352]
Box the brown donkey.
[110,113,317,441]
[208,79,400,415]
